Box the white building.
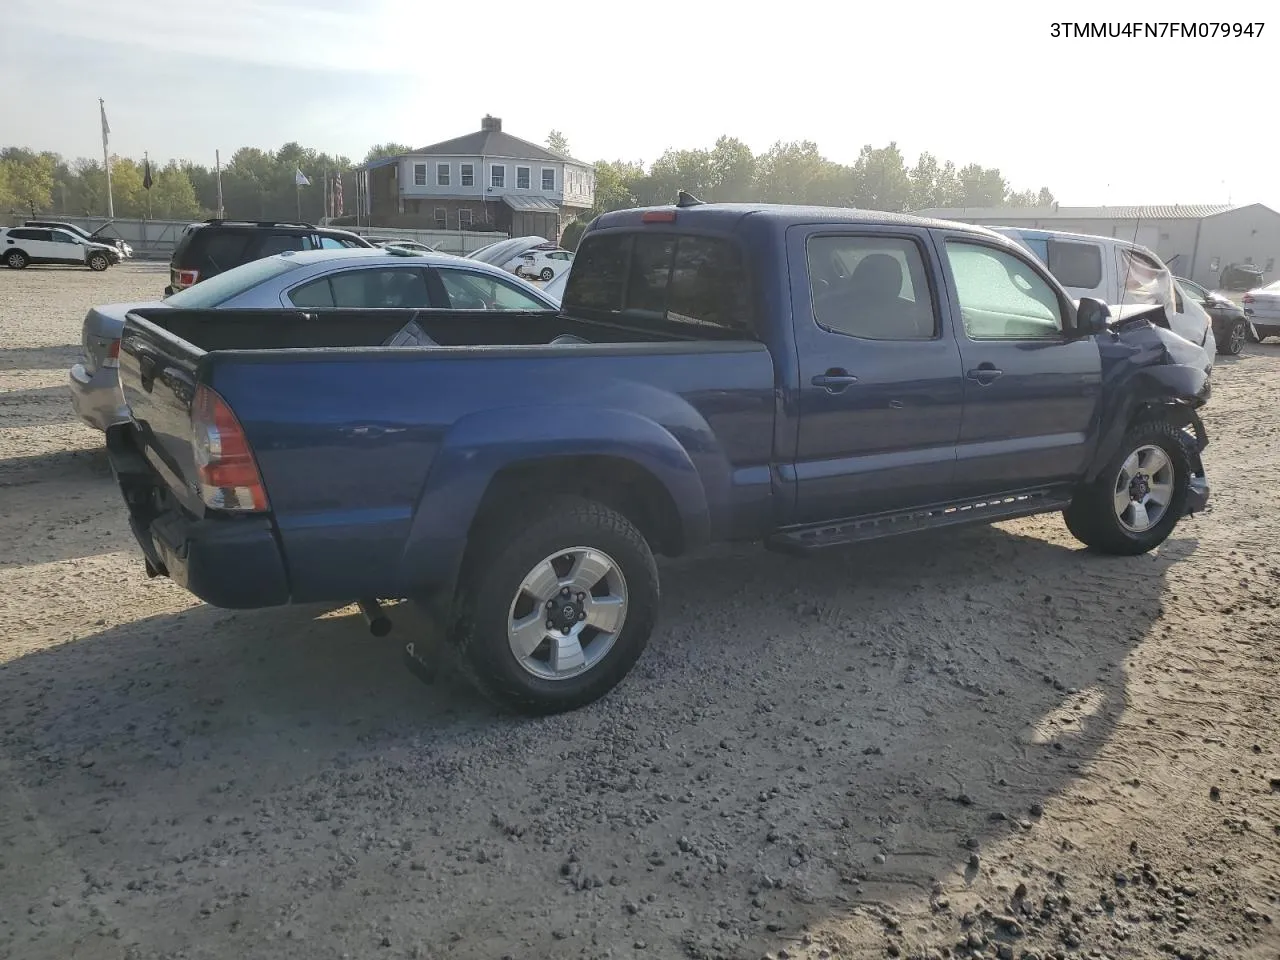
[357,116,595,240]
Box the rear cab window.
[562,232,754,338]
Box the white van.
[993,227,1215,366]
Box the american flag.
[333,173,344,217]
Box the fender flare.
[396,405,715,594]
[1084,365,1209,483]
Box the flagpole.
[99,98,114,218]
[215,150,224,219]
[145,151,151,220]
[296,179,301,221]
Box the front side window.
[542,168,555,190]
[413,163,427,186]
[1046,239,1103,289]
[436,163,450,186]
[460,164,474,186]
[491,165,506,188]
[945,241,1063,340]
[562,233,753,335]
[516,166,530,189]
[435,269,549,311]
[806,235,936,340]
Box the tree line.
[1,134,1053,226]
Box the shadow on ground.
[0,521,1192,960]
[0,344,81,372]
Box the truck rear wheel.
[449,497,659,715]
[1064,419,1191,555]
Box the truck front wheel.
[1064,419,1191,555]
[450,497,659,714]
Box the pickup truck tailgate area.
[106,422,290,608]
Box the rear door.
[788,223,965,523]
[936,233,1101,495]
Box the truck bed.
[114,307,778,608]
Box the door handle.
[966,365,1003,385]
[811,370,859,394]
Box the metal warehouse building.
[914,203,1280,289]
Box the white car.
[515,248,574,282]
[377,238,440,254]
[1243,280,1280,342]
[1,226,122,271]
[993,226,1216,367]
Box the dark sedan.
[1176,277,1253,356]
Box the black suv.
[165,220,374,295]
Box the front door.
[47,230,88,265]
[788,225,965,524]
[935,234,1102,496]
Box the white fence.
[6,216,507,259]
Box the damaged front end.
[1093,306,1212,516]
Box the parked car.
[467,236,556,274]
[1220,262,1265,291]
[515,248,574,281]
[541,265,569,305]
[994,227,1216,365]
[1243,280,1280,341]
[70,247,557,432]
[376,238,441,254]
[25,219,133,258]
[1175,276,1254,355]
[164,219,374,295]
[1,226,121,271]
[106,202,1211,716]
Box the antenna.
[676,190,705,208]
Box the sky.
[3,0,1277,209]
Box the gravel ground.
[1,262,1278,960]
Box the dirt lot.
[1,263,1278,960]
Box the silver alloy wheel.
[1114,444,1175,533]
[506,546,628,681]
[1228,320,1246,354]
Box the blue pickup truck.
[107,200,1212,714]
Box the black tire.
[1064,419,1191,556]
[447,497,659,715]
[539,267,554,281]
[5,250,28,269]
[1217,318,1246,355]
[88,253,110,272]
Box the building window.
[413,163,427,186]
[458,208,473,228]
[542,168,555,191]
[1266,257,1275,272]
[491,164,505,188]
[516,166,530,189]
[437,163,450,186]
[460,163,474,187]
[434,207,447,229]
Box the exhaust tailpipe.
[357,598,392,637]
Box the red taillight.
[176,268,200,287]
[191,384,269,512]
[641,210,677,223]
[103,338,121,368]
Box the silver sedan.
[1243,280,1280,342]
[69,248,559,431]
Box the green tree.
[753,140,851,206]
[547,130,570,155]
[707,136,755,202]
[957,163,1008,206]
[1,151,55,214]
[592,159,644,214]
[149,161,202,218]
[364,142,412,163]
[850,142,911,211]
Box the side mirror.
[1075,297,1111,336]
